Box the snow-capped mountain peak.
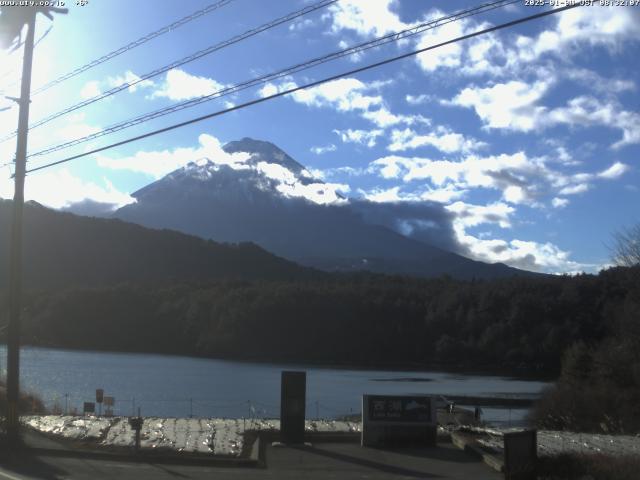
[173,138,347,205]
[114,137,527,280]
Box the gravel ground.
[22,415,360,456]
[466,426,640,457]
[25,416,638,458]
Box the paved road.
[0,440,501,480]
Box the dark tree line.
[5,265,637,377]
[530,266,640,433]
[2,265,638,431]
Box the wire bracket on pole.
[4,95,28,106]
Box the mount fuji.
[113,138,528,279]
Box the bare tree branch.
[610,223,640,267]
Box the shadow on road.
[149,463,193,479]
[377,442,478,463]
[0,450,69,480]
[289,444,444,479]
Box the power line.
[14,0,515,154]
[29,0,234,96]
[25,0,520,159]
[0,0,338,142]
[24,3,581,176]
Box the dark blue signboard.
[281,371,306,444]
[367,395,433,423]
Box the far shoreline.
[0,342,557,381]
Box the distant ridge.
[0,199,318,290]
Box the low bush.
[0,380,47,416]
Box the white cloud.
[413,6,639,78]
[333,128,383,147]
[314,165,366,179]
[387,126,486,154]
[461,232,586,273]
[558,183,590,196]
[152,69,225,101]
[360,186,404,203]
[564,68,635,95]
[78,71,153,101]
[547,97,640,150]
[415,12,483,73]
[289,18,314,32]
[290,78,382,112]
[451,80,551,131]
[547,96,615,126]
[279,181,348,205]
[405,94,432,105]
[338,40,364,62]
[54,113,102,142]
[256,161,348,205]
[370,152,630,207]
[79,81,101,99]
[462,33,505,76]
[327,2,638,83]
[360,184,465,204]
[515,6,640,65]
[94,134,347,206]
[552,146,579,166]
[327,0,406,38]
[450,82,640,148]
[56,124,101,142]
[326,1,507,77]
[371,152,535,190]
[419,185,467,203]
[95,134,251,179]
[598,161,629,179]
[264,77,428,129]
[310,144,337,155]
[0,168,134,211]
[361,107,429,128]
[107,70,154,93]
[446,201,514,229]
[551,197,569,208]
[371,156,407,180]
[445,200,588,273]
[256,161,297,184]
[258,80,298,98]
[503,185,526,204]
[611,110,640,149]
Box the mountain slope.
[114,138,529,279]
[0,200,317,290]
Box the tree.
[610,223,640,267]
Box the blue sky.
[0,0,638,273]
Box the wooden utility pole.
[2,5,67,441]
[6,7,36,441]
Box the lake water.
[1,346,549,426]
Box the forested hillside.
[0,200,318,289]
[13,266,639,375]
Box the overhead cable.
[25,0,521,159]
[24,3,581,175]
[0,0,338,142]
[29,0,234,96]
[0,25,52,95]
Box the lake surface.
[1,346,549,426]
